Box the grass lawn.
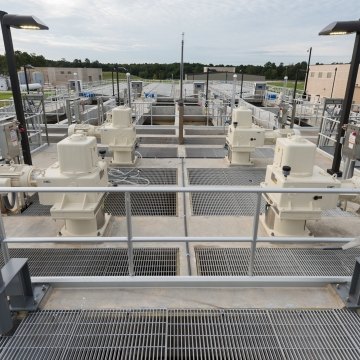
[0,91,13,101]
[0,91,13,107]
[267,81,304,91]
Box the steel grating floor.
[185,147,274,159]
[184,137,225,145]
[185,147,227,158]
[252,147,275,158]
[0,248,179,277]
[136,147,178,158]
[188,168,266,216]
[138,137,178,144]
[188,168,266,186]
[195,248,360,276]
[185,128,227,136]
[1,309,360,359]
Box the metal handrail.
[0,185,358,285]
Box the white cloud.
[0,0,358,64]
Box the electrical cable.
[108,167,150,186]
[1,192,16,210]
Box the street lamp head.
[319,20,360,35]
[114,66,128,72]
[1,13,49,30]
[233,74,237,79]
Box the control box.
[0,117,21,161]
[343,124,360,160]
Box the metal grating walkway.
[0,248,179,277]
[185,147,274,159]
[185,128,227,135]
[136,128,176,135]
[188,168,266,216]
[136,147,178,158]
[1,309,360,359]
[195,247,360,276]
[188,168,266,186]
[185,147,227,158]
[138,137,178,144]
[184,137,225,145]
[104,192,177,216]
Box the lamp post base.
[327,168,342,177]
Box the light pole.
[113,66,127,106]
[319,20,360,176]
[126,72,131,108]
[231,73,237,115]
[180,32,184,101]
[290,69,306,128]
[330,67,338,98]
[283,75,288,89]
[303,47,312,99]
[73,72,78,96]
[205,67,216,107]
[111,69,115,96]
[240,70,244,99]
[0,11,49,165]
[23,64,34,93]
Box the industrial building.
[307,63,360,104]
[24,66,103,87]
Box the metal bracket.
[0,258,49,334]
[335,257,360,309]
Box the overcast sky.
[1,0,359,66]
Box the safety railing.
[0,185,358,287]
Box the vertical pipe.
[126,72,131,108]
[181,158,191,275]
[24,66,30,94]
[231,74,237,117]
[178,100,184,144]
[0,12,32,165]
[205,68,209,107]
[125,192,134,276]
[150,103,153,126]
[303,47,312,98]
[111,70,115,96]
[290,70,299,128]
[330,67,337,98]
[40,93,49,145]
[248,193,262,276]
[180,32,184,101]
[116,68,120,106]
[240,71,244,99]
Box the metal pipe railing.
[0,185,358,283]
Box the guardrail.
[0,185,358,287]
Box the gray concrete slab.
[42,286,344,310]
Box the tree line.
[0,51,333,81]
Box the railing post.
[125,192,135,276]
[0,213,9,264]
[150,103,153,126]
[248,193,262,276]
